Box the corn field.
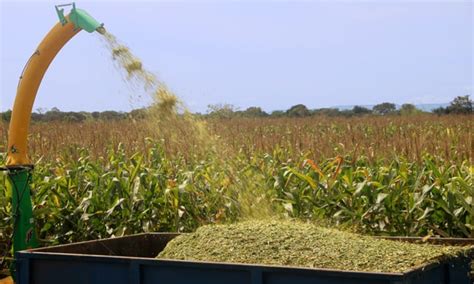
[1,115,472,163]
[0,115,473,250]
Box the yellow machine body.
[6,19,80,166]
[6,19,79,166]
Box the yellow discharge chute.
[6,20,80,166]
[6,4,103,166]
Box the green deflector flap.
[69,8,102,33]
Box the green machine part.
[56,2,104,33]
[6,167,38,276]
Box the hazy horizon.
[0,102,451,114]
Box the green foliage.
[239,107,269,117]
[400,104,421,115]
[270,110,286,117]
[311,108,342,116]
[373,102,397,115]
[286,104,311,117]
[433,95,472,115]
[276,154,473,238]
[447,96,472,114]
[1,110,12,122]
[206,104,239,119]
[0,140,471,250]
[352,105,372,114]
[1,96,470,122]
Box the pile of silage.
[157,220,471,273]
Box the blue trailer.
[15,233,474,284]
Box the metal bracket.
[55,2,75,26]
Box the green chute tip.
[55,2,104,33]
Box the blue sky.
[0,0,472,113]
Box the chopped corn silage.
[100,31,217,158]
[157,220,471,273]
[100,31,278,219]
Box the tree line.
[206,96,471,118]
[0,95,471,122]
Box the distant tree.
[270,110,286,117]
[433,107,447,115]
[311,108,341,116]
[373,102,396,115]
[207,104,238,119]
[339,109,354,117]
[64,112,87,122]
[99,111,126,120]
[36,107,46,115]
[44,107,63,121]
[400,104,420,115]
[352,105,372,115]
[1,110,12,122]
[130,108,147,119]
[31,112,43,121]
[241,107,268,117]
[91,112,101,119]
[79,111,92,121]
[446,95,472,114]
[286,104,310,117]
